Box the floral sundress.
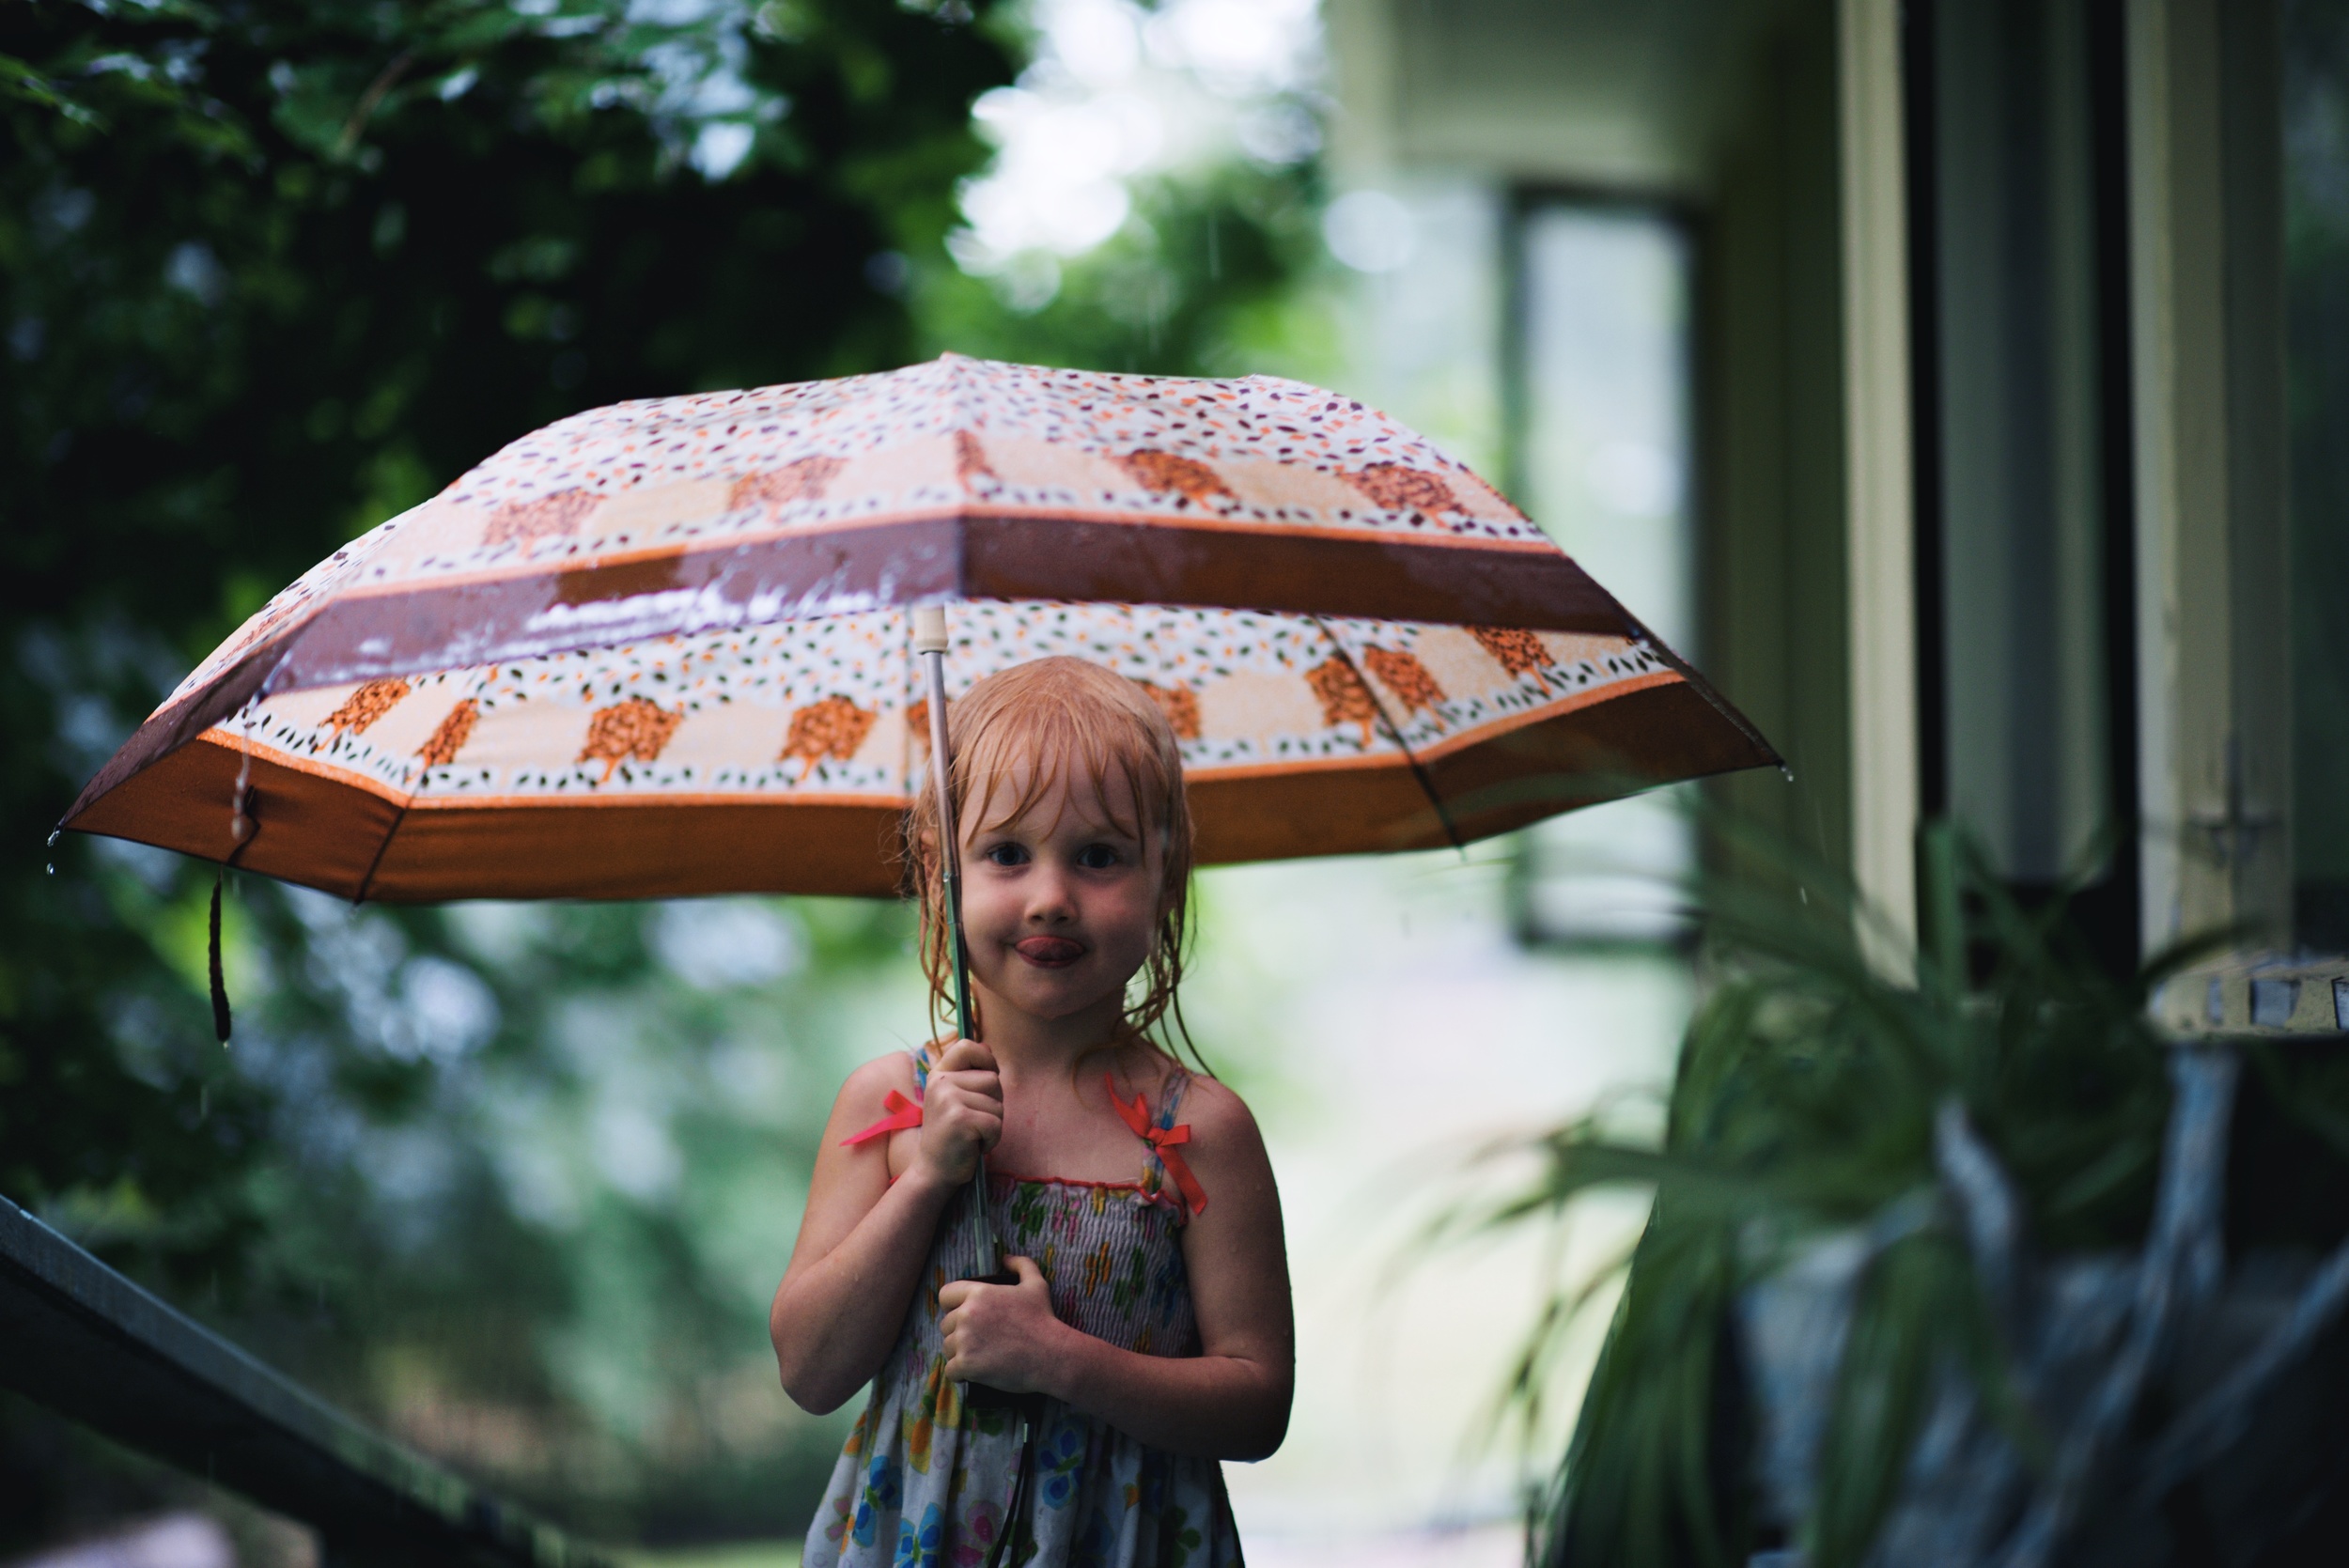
[803,1048,1243,1568]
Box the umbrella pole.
[912,605,1003,1276]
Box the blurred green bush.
[1465,820,2349,1568]
[0,0,1315,1547]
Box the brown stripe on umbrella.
[191,517,1633,705]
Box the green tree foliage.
[3,0,1329,1546]
[2,0,1017,1544]
[914,162,1330,380]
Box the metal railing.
[0,1192,616,1567]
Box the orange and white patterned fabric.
[63,356,1775,899]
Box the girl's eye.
[984,843,1031,867]
[1075,843,1122,870]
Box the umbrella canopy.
[62,354,1777,900]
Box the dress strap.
[1158,1067,1191,1126]
[1105,1071,1208,1220]
[839,1046,933,1147]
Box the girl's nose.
[1023,864,1079,923]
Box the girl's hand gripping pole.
[915,607,1036,1425]
[912,605,1003,1277]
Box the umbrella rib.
[350,796,407,906]
[1309,616,1465,851]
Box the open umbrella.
[60,353,1775,901]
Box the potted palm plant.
[1475,821,2349,1568]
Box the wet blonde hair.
[903,656,1198,1063]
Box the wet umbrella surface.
[62,353,1777,900]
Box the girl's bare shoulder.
[833,1048,922,1112]
[1174,1071,1263,1147]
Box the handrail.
[0,1191,617,1566]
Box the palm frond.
[1487,816,2188,1568]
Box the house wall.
[1326,0,2329,1001]
[1698,0,1860,897]
[1327,0,1870,904]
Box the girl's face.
[957,758,1164,1035]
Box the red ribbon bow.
[841,1087,924,1147]
[1107,1076,1208,1219]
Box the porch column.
[1839,0,1921,967]
[2125,0,2292,955]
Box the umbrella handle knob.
[912,603,949,655]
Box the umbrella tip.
[912,604,950,655]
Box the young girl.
[772,657,1293,1568]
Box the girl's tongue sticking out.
[1015,935,1087,968]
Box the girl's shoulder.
[1124,1048,1255,1139]
[836,1047,925,1107]
[1147,1066,1272,1216]
[1167,1069,1258,1144]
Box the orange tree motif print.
[1305,657,1380,746]
[416,699,479,768]
[1119,449,1236,508]
[780,694,879,774]
[579,698,684,780]
[729,455,845,511]
[325,677,410,734]
[1344,461,1456,514]
[484,489,600,549]
[1362,645,1446,717]
[954,430,996,486]
[1469,626,1553,688]
[1132,679,1202,740]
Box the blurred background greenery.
[23,1,2345,1561]
[1,0,1324,1552]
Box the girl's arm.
[770,1039,1003,1414]
[936,1078,1294,1460]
